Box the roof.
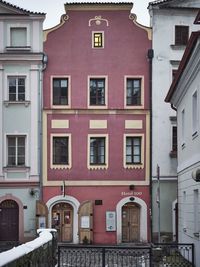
[0,0,45,15]
[65,0,132,3]
[165,31,200,102]
[148,0,172,6]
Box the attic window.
[92,32,104,48]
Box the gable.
[0,0,45,16]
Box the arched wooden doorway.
[0,200,19,241]
[52,202,73,242]
[122,202,140,243]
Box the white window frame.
[7,23,30,50]
[4,73,30,106]
[50,133,72,169]
[124,76,144,109]
[6,134,27,167]
[88,134,108,170]
[88,75,108,109]
[123,134,144,169]
[51,76,71,109]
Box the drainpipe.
[147,48,154,243]
[39,53,48,201]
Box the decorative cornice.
[129,14,152,41]
[89,15,109,26]
[43,14,69,42]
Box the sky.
[6,0,150,29]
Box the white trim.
[116,196,147,243]
[7,23,30,47]
[46,195,80,244]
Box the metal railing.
[58,243,194,267]
[152,243,194,267]
[58,245,151,267]
[0,229,57,267]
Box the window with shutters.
[175,26,189,46]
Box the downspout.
[147,48,154,242]
[39,53,48,201]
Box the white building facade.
[0,1,45,243]
[166,19,200,266]
[148,0,200,241]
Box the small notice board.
[106,211,116,231]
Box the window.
[175,26,189,46]
[90,78,105,106]
[172,126,177,152]
[53,136,68,165]
[93,32,104,48]
[172,69,178,80]
[126,78,141,106]
[10,27,27,47]
[192,91,198,134]
[90,137,105,165]
[181,109,185,146]
[7,136,25,166]
[53,78,68,106]
[8,77,25,101]
[126,137,141,164]
[194,190,199,235]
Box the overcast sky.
[6,0,150,29]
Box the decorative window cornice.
[89,16,109,27]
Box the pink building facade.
[42,3,151,244]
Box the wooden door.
[52,203,73,242]
[78,201,93,244]
[0,200,19,241]
[122,203,140,243]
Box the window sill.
[6,46,31,51]
[170,44,186,50]
[4,101,30,107]
[125,105,144,110]
[88,105,107,109]
[3,166,30,172]
[124,163,144,169]
[88,164,108,170]
[51,105,70,109]
[51,164,71,170]
[169,151,177,158]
